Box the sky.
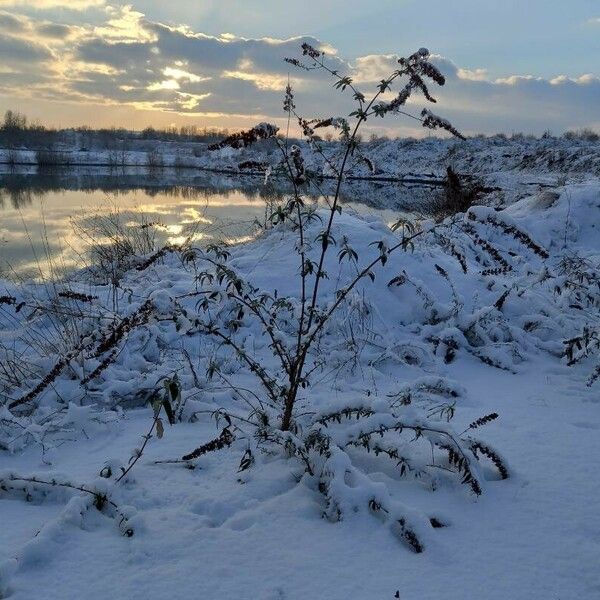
[0,0,598,136]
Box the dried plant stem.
[116,407,162,483]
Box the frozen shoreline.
[2,134,599,181]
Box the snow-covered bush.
[6,45,599,563]
[156,44,509,550]
[417,166,490,221]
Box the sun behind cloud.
[0,2,597,134]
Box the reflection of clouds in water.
[0,227,28,242]
[0,185,274,276]
[0,224,79,279]
[180,207,212,224]
[164,224,183,235]
[0,173,413,277]
[168,233,205,246]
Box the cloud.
[162,66,208,83]
[456,67,488,82]
[0,11,27,30]
[0,7,598,135]
[0,10,82,41]
[352,53,600,134]
[93,5,156,44]
[0,32,53,62]
[222,70,288,91]
[353,54,398,83]
[0,0,104,9]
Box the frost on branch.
[208,123,279,151]
[421,109,466,140]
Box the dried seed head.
[301,42,321,59]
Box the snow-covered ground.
[0,179,599,598]
[2,135,599,199]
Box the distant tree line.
[0,110,597,151]
[0,110,235,151]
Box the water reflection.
[0,167,436,278]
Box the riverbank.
[2,134,599,186]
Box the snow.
[0,177,599,598]
[2,134,599,206]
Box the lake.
[0,166,436,278]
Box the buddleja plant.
[178,44,507,552]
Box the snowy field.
[1,167,599,598]
[2,133,599,185]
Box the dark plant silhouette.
[175,44,506,551]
